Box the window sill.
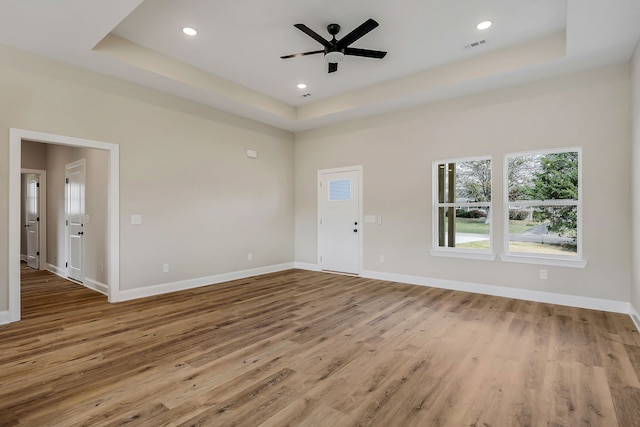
[430,249,496,261]
[499,254,587,268]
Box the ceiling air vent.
[464,39,487,50]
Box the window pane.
[508,205,577,255]
[328,179,351,201]
[437,205,491,249]
[508,152,578,202]
[455,159,492,203]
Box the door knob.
[78,231,84,235]
[353,229,358,233]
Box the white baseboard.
[47,263,65,277]
[84,278,108,296]
[630,304,640,331]
[0,310,11,325]
[360,269,630,314]
[114,262,296,302]
[293,264,632,315]
[294,262,321,271]
[47,265,107,296]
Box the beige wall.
[20,141,48,256]
[1,43,636,313]
[0,45,295,311]
[632,41,640,313]
[22,140,47,170]
[295,64,632,302]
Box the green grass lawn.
[457,240,576,254]
[451,218,490,234]
[452,219,544,235]
[456,240,490,249]
[508,241,577,254]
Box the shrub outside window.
[432,157,493,258]
[504,148,584,265]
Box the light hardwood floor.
[1,264,639,426]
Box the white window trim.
[431,248,497,261]
[502,147,586,268]
[431,156,493,259]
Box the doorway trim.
[9,128,120,323]
[21,169,47,270]
[317,165,363,275]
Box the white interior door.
[25,174,40,269]
[318,167,361,274]
[66,160,85,283]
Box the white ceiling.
[0,0,639,132]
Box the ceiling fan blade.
[337,18,379,48]
[294,24,331,48]
[345,47,387,59]
[280,50,324,59]
[328,62,338,73]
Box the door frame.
[317,165,363,274]
[21,169,47,270]
[9,128,120,323]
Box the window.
[432,157,493,259]
[328,179,351,201]
[503,148,585,267]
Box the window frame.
[430,155,495,261]
[501,147,586,268]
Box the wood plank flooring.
[1,264,639,426]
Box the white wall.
[0,45,295,311]
[295,64,632,303]
[631,40,640,314]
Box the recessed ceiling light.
[477,21,492,30]
[297,83,307,89]
[182,27,198,36]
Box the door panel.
[318,169,360,274]
[25,174,40,269]
[66,160,85,282]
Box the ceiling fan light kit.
[324,51,344,63]
[281,18,387,73]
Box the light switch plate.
[131,214,142,225]
[364,215,376,223]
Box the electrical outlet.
[248,253,253,261]
[99,263,104,273]
[539,269,548,280]
[379,255,385,263]
[163,264,169,273]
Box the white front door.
[66,160,85,283]
[318,167,361,274]
[25,174,40,269]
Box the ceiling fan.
[281,18,387,73]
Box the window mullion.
[447,163,455,247]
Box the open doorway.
[9,129,120,323]
[21,169,47,271]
